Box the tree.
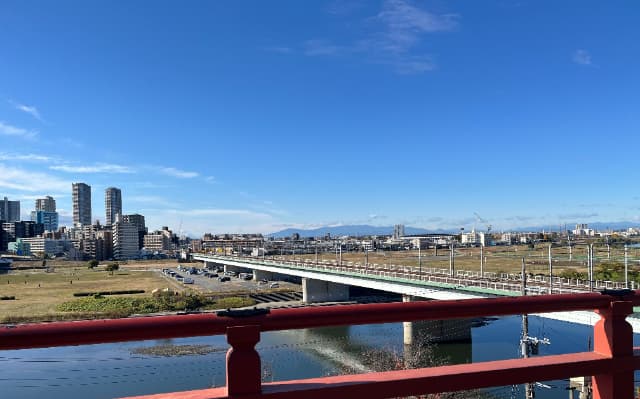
[105,263,120,275]
[87,260,99,269]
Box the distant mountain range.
[269,225,453,238]
[268,221,640,238]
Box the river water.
[1,315,637,399]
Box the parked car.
[269,282,279,288]
[209,273,218,278]
[183,278,194,284]
[218,276,231,282]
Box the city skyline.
[2,1,640,235]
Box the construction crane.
[473,212,492,233]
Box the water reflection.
[0,315,628,399]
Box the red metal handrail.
[1,291,639,399]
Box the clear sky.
[1,1,639,236]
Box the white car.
[269,282,279,288]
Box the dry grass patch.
[0,266,180,323]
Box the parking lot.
[160,265,300,294]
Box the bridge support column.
[402,295,472,345]
[302,278,349,303]
[253,270,273,281]
[224,264,245,274]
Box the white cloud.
[307,0,458,74]
[0,121,38,139]
[159,167,199,178]
[128,195,174,207]
[304,40,343,56]
[0,164,71,192]
[572,49,592,65]
[0,153,53,162]
[378,0,459,36]
[50,163,135,174]
[388,55,436,74]
[263,46,293,54]
[10,101,43,121]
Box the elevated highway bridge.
[192,253,640,334]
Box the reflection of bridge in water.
[278,324,473,377]
[193,253,640,333]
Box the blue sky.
[1,1,639,236]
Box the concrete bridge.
[192,253,640,334]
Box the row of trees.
[87,260,119,274]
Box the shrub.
[73,290,145,297]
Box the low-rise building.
[143,232,172,252]
[7,238,31,256]
[19,238,72,257]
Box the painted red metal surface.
[1,291,639,399]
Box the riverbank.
[0,260,255,324]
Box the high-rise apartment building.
[0,197,20,222]
[32,196,58,232]
[72,183,92,226]
[35,196,56,212]
[113,215,139,260]
[123,214,146,249]
[105,187,122,226]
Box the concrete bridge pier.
[203,261,213,270]
[223,264,248,274]
[302,278,350,303]
[253,269,274,281]
[402,295,472,345]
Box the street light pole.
[548,244,553,295]
[588,244,593,292]
[418,245,422,278]
[480,245,484,278]
[625,244,629,289]
[449,241,455,277]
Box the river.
[1,314,638,399]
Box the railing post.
[592,300,634,399]
[226,325,261,396]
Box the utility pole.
[480,245,484,278]
[339,244,342,266]
[548,244,553,295]
[315,243,318,266]
[588,244,594,292]
[418,245,422,277]
[520,257,534,399]
[520,256,550,399]
[449,242,455,277]
[625,244,629,289]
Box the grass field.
[294,243,640,277]
[0,261,186,323]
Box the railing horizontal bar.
[120,352,635,399]
[2,291,637,350]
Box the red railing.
[2,291,640,399]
